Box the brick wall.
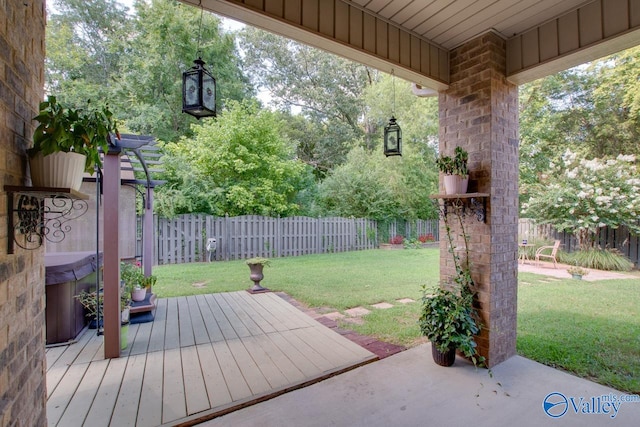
[438,33,519,366]
[0,1,47,426]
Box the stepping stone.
[371,302,394,309]
[344,306,371,317]
[396,298,415,304]
[342,317,365,326]
[324,311,345,320]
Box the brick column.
[438,33,519,366]
[0,1,48,425]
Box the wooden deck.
[46,292,377,426]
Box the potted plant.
[120,261,146,302]
[29,96,119,191]
[453,146,469,194]
[436,154,457,195]
[246,257,271,293]
[419,199,484,367]
[567,265,589,280]
[419,284,480,366]
[436,147,469,195]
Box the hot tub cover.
[45,251,103,285]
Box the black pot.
[431,344,456,367]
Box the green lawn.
[152,248,640,394]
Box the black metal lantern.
[182,57,216,119]
[384,116,402,157]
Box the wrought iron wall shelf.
[429,193,490,223]
[4,186,89,254]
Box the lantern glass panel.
[203,73,216,111]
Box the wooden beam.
[103,151,122,358]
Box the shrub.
[568,249,633,271]
[418,233,435,243]
[389,235,404,244]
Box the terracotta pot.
[29,151,86,191]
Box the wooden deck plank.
[181,345,210,415]
[46,363,90,426]
[128,318,153,356]
[187,295,211,345]
[120,323,139,358]
[203,294,238,340]
[147,299,167,353]
[110,353,147,426]
[265,331,324,377]
[83,357,128,426]
[234,292,283,332]
[56,359,108,427]
[251,334,306,384]
[263,293,318,327]
[162,348,187,424]
[240,335,290,389]
[212,294,251,338]
[163,298,180,350]
[226,338,271,395]
[280,329,336,372]
[211,340,252,401]
[310,322,376,358]
[136,351,164,427]
[195,294,224,343]
[177,297,195,348]
[46,329,95,398]
[74,330,104,364]
[218,292,264,336]
[195,343,233,409]
[45,345,67,371]
[227,292,278,334]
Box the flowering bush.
[418,233,435,243]
[522,150,640,249]
[389,235,404,244]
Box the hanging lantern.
[384,116,402,157]
[182,57,216,119]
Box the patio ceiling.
[183,0,640,88]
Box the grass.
[153,248,440,309]
[517,272,640,394]
[152,248,640,394]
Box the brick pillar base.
[438,33,519,367]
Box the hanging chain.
[196,0,204,58]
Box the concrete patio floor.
[200,343,640,427]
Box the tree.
[317,146,438,220]
[45,0,132,105]
[156,100,309,217]
[521,150,640,249]
[239,27,372,172]
[114,0,252,142]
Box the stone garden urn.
[246,257,271,294]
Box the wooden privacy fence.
[152,215,438,265]
[519,218,640,267]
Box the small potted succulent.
[29,96,119,191]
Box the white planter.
[131,288,147,302]
[443,174,459,195]
[29,151,86,191]
[458,176,469,194]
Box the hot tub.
[45,251,102,345]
